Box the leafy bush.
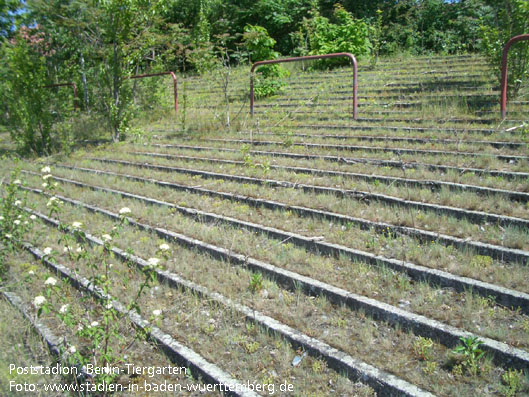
[295,5,371,68]
[244,24,289,97]
[254,64,290,98]
[243,24,279,62]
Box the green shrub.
[244,24,289,97]
[295,5,372,68]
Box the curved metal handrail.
[43,83,78,111]
[250,53,358,120]
[127,72,178,113]
[500,34,529,119]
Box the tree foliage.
[295,4,371,65]
[4,26,55,154]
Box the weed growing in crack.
[282,131,294,148]
[499,368,525,397]
[470,255,493,269]
[249,272,263,293]
[451,336,486,376]
[413,336,434,361]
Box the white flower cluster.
[46,197,62,207]
[33,296,46,308]
[159,243,170,251]
[147,257,160,268]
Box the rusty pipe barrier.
[126,72,178,113]
[43,83,78,111]
[500,34,529,119]
[250,53,358,120]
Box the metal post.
[127,71,178,114]
[43,83,78,111]
[250,52,358,120]
[500,34,529,119]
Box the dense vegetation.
[0,0,528,154]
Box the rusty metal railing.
[250,53,358,120]
[43,83,78,111]
[127,72,178,113]
[500,34,529,119]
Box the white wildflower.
[46,197,58,207]
[147,257,160,267]
[0,216,4,220]
[119,207,131,215]
[101,234,112,242]
[13,179,21,185]
[105,303,113,309]
[28,270,35,276]
[90,321,99,328]
[41,166,51,173]
[68,346,76,354]
[42,174,52,180]
[33,296,46,308]
[14,200,21,206]
[43,247,53,255]
[5,234,12,239]
[44,276,57,286]
[59,304,69,313]
[72,222,82,229]
[159,243,170,251]
[24,221,29,225]
[13,220,21,225]
[30,215,37,220]
[63,246,72,252]
[152,309,162,317]
[53,182,58,187]
[42,183,48,188]
[76,246,83,253]
[77,324,84,332]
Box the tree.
[95,0,161,141]
[4,26,55,154]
